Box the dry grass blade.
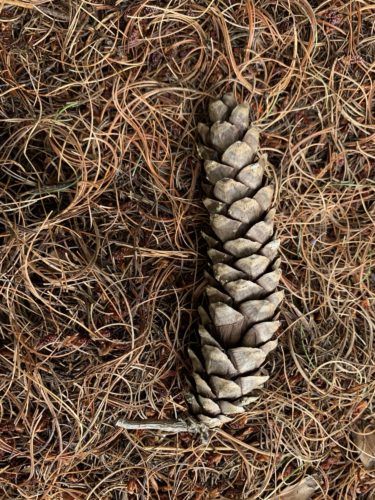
[0,0,47,8]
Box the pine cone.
[187,93,283,428]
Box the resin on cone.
[187,93,283,428]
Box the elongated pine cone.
[187,93,283,428]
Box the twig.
[115,418,209,441]
[35,6,70,22]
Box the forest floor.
[0,1,374,499]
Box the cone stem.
[115,417,207,436]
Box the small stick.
[35,6,70,22]
[116,418,208,440]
